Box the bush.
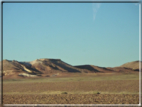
[94,92,100,94]
[97,92,100,94]
[61,92,68,94]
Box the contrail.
[92,3,101,21]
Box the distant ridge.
[120,60,142,70]
[0,58,140,79]
[74,65,112,73]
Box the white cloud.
[92,3,101,21]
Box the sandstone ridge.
[0,58,140,79]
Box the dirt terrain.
[3,94,139,104]
[3,80,139,93]
[3,73,139,104]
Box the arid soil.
[3,75,139,104]
[3,80,139,93]
[3,94,139,104]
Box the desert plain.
[1,58,141,105]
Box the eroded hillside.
[0,58,140,79]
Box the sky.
[3,2,139,67]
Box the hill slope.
[74,65,112,73]
[0,58,140,78]
[29,58,88,74]
[1,58,89,78]
[120,61,141,70]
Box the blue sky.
[3,2,139,67]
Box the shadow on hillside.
[50,60,81,73]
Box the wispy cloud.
[92,3,101,21]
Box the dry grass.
[3,80,139,94]
[3,73,139,104]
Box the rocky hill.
[0,58,89,78]
[120,61,141,70]
[75,65,112,73]
[0,58,140,79]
